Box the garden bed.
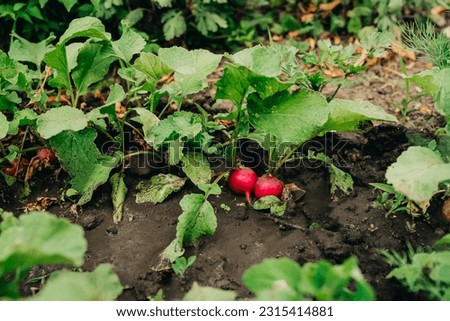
[4,59,447,301]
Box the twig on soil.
[263,213,307,231]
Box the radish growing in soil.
[228,167,258,205]
[254,174,284,199]
[37,148,57,163]
[3,161,18,176]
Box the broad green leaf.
[0,211,87,277]
[7,109,38,135]
[386,146,450,203]
[215,65,250,107]
[181,152,212,187]
[410,68,450,116]
[177,193,217,243]
[31,264,122,300]
[112,21,146,62]
[44,42,83,91]
[151,111,203,147]
[58,17,111,45]
[215,65,290,108]
[133,51,173,92]
[232,45,283,78]
[8,33,55,68]
[106,83,126,105]
[135,173,186,204]
[243,258,303,295]
[50,128,120,205]
[161,10,186,40]
[0,113,8,140]
[161,193,217,262]
[159,47,221,95]
[183,282,237,301]
[132,108,160,142]
[71,41,117,97]
[36,106,88,139]
[248,89,329,146]
[110,173,128,224]
[321,99,397,134]
[253,196,286,216]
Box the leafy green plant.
[376,20,450,219]
[381,233,450,300]
[0,210,122,300]
[172,255,196,276]
[183,256,375,301]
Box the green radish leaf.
[181,152,211,187]
[312,152,354,195]
[232,45,283,78]
[31,264,122,301]
[133,51,173,92]
[161,193,217,262]
[0,211,87,278]
[386,146,450,203]
[8,33,55,69]
[215,64,290,110]
[131,108,160,142]
[248,89,329,146]
[112,21,146,63]
[158,47,222,96]
[44,42,83,91]
[215,65,250,107]
[320,99,397,134]
[253,196,286,217]
[183,282,237,301]
[36,106,88,139]
[0,113,8,140]
[177,194,217,244]
[7,109,38,135]
[136,173,186,204]
[71,41,116,97]
[110,173,128,224]
[243,257,303,297]
[410,67,450,117]
[49,128,120,205]
[58,17,111,45]
[151,111,203,147]
[106,83,126,105]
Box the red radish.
[3,160,18,176]
[254,174,284,199]
[228,167,258,205]
[37,148,57,163]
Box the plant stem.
[274,144,301,173]
[0,141,7,157]
[327,83,342,102]
[158,100,172,119]
[93,124,117,143]
[123,150,162,162]
[124,121,145,139]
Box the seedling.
[171,255,196,276]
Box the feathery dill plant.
[402,20,450,69]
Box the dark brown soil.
[3,57,449,301]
